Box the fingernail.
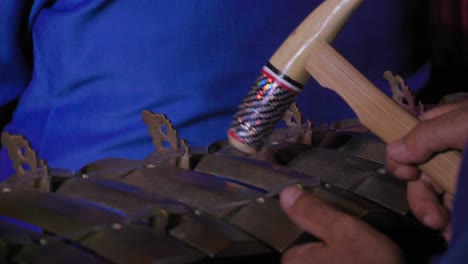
[422,214,434,228]
[422,211,447,229]
[387,141,406,157]
[443,224,452,243]
[280,185,304,210]
[394,166,416,180]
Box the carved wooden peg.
[142,110,181,153]
[1,132,50,191]
[142,110,191,168]
[283,103,303,128]
[264,103,314,145]
[384,71,424,115]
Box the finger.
[438,106,468,149]
[407,180,449,230]
[280,185,361,242]
[419,100,468,120]
[387,112,468,165]
[443,223,452,242]
[420,173,444,194]
[418,173,455,211]
[386,154,420,180]
[387,101,468,165]
[442,193,454,211]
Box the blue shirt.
[0,0,429,178]
[434,145,468,263]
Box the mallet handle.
[306,41,461,194]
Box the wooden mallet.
[306,41,462,195]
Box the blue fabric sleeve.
[433,229,468,264]
[0,1,33,105]
[432,146,468,263]
[439,147,468,263]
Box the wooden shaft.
[306,41,461,194]
[270,0,363,85]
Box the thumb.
[280,185,358,242]
[387,110,468,164]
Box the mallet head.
[228,0,363,154]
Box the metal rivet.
[256,197,265,204]
[325,183,331,189]
[39,238,47,245]
[172,230,186,239]
[194,210,202,216]
[146,164,156,169]
[81,174,89,179]
[377,168,386,175]
[1,187,11,193]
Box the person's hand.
[386,100,468,241]
[280,185,403,264]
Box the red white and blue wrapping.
[229,63,304,150]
